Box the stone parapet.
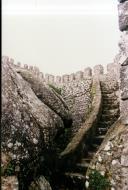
[62,74,69,83]
[2,56,120,86]
[56,76,61,83]
[24,64,28,69]
[93,65,104,76]
[48,74,55,83]
[84,67,92,78]
[75,71,84,81]
[69,73,75,82]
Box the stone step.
[98,120,113,128]
[93,135,105,145]
[101,114,118,121]
[63,172,85,189]
[102,93,117,97]
[102,103,119,109]
[100,86,118,91]
[89,143,99,151]
[87,151,95,159]
[102,108,119,115]
[64,172,86,181]
[100,87,115,91]
[102,95,117,98]
[103,99,119,105]
[81,158,91,163]
[100,115,119,124]
[101,114,116,121]
[101,90,114,94]
[74,162,89,174]
[97,127,108,135]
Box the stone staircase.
[55,81,120,190]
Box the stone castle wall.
[117,0,128,124]
[2,55,120,139]
[2,56,120,85]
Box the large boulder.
[16,68,72,127]
[29,176,52,190]
[1,60,68,189]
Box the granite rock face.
[2,176,19,190]
[16,68,72,127]
[29,176,52,190]
[1,60,68,189]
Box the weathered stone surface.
[100,74,120,93]
[120,100,128,124]
[93,65,104,75]
[120,65,128,100]
[45,74,49,83]
[48,75,54,83]
[69,73,75,82]
[62,74,69,83]
[118,1,128,31]
[56,76,61,83]
[2,176,19,190]
[75,71,84,81]
[29,176,52,190]
[60,78,102,165]
[2,60,66,188]
[16,68,72,126]
[118,0,128,3]
[61,78,92,137]
[118,31,128,57]
[87,120,128,190]
[84,67,92,78]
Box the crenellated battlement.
[2,55,120,85]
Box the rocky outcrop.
[16,68,72,127]
[29,176,52,190]
[1,60,72,189]
[2,176,19,190]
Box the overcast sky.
[2,0,120,75]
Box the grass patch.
[48,84,62,95]
[88,169,111,190]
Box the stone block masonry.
[118,0,128,31]
[3,55,120,86]
[2,56,120,140]
[118,0,128,124]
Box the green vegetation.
[4,162,15,176]
[88,169,111,190]
[91,85,96,99]
[48,84,62,95]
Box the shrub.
[88,169,111,190]
[48,84,62,95]
[4,162,15,176]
